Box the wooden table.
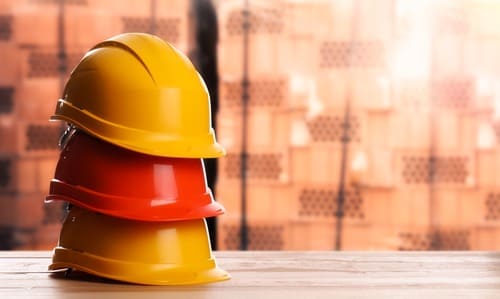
[1,251,500,298]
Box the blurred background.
[1,0,500,251]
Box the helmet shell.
[51,33,225,158]
[46,130,225,221]
[49,207,230,285]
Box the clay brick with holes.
[220,77,288,109]
[289,146,343,184]
[362,189,394,226]
[288,219,371,250]
[358,148,394,187]
[0,156,39,194]
[0,14,13,41]
[121,16,182,45]
[361,188,432,227]
[389,188,471,227]
[0,192,44,230]
[63,10,119,50]
[218,0,289,76]
[397,228,471,251]
[0,43,21,86]
[352,71,392,110]
[314,71,349,109]
[456,189,482,226]
[297,186,365,220]
[32,222,61,250]
[0,194,15,226]
[217,218,287,250]
[0,121,61,156]
[319,41,386,69]
[218,36,290,77]
[305,113,361,143]
[220,151,286,182]
[216,182,296,220]
[216,110,290,152]
[0,155,57,194]
[391,111,431,149]
[475,149,500,188]
[390,189,430,227]
[397,152,471,185]
[13,79,59,120]
[484,192,500,222]
[432,77,475,110]
[13,11,59,46]
[0,86,14,115]
[434,189,463,226]
[472,225,500,250]
[219,0,351,40]
[8,229,36,250]
[219,4,284,40]
[20,48,85,79]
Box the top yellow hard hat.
[51,33,225,158]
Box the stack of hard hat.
[45,33,230,285]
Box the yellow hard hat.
[51,33,225,158]
[49,207,230,285]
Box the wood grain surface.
[1,251,500,298]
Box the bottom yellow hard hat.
[49,207,230,285]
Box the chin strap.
[58,124,77,150]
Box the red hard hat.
[46,129,224,221]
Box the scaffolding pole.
[335,0,361,251]
[239,0,250,250]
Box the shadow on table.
[50,269,131,285]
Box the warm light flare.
[392,37,431,79]
[392,0,433,79]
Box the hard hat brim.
[46,179,225,221]
[49,247,230,285]
[51,99,226,158]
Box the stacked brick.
[215,0,500,250]
[0,0,191,249]
[1,0,63,249]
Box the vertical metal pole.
[150,0,157,34]
[334,0,360,251]
[190,0,220,250]
[57,0,68,217]
[57,0,66,93]
[429,3,439,250]
[334,104,350,251]
[240,0,250,250]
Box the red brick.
[0,43,21,86]
[12,7,59,47]
[288,219,371,250]
[33,223,61,250]
[0,155,57,194]
[0,121,61,157]
[14,79,59,121]
[0,192,44,230]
